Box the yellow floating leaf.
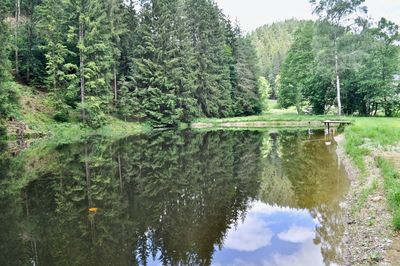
[88,207,98,213]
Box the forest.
[0,0,399,132]
[0,0,261,130]
[1,1,400,265]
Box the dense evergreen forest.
[0,0,261,129]
[0,0,399,132]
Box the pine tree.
[162,0,198,123]
[0,3,18,122]
[38,0,75,93]
[185,0,233,118]
[60,0,114,127]
[127,0,197,125]
[233,33,261,116]
[114,0,138,119]
[106,0,126,106]
[128,0,161,123]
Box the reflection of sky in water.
[211,201,324,266]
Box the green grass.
[353,177,378,212]
[378,157,400,229]
[344,117,400,174]
[3,82,147,143]
[194,113,348,124]
[343,117,400,229]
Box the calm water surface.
[0,129,349,266]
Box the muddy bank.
[191,120,323,129]
[335,135,399,265]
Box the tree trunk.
[85,143,92,207]
[79,18,85,123]
[27,22,33,82]
[295,104,302,115]
[334,34,342,116]
[336,73,341,116]
[118,153,123,191]
[374,103,378,116]
[295,90,302,115]
[114,62,118,105]
[15,0,20,78]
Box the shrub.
[54,112,69,123]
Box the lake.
[0,129,349,266]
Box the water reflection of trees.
[258,130,349,265]
[0,130,349,266]
[0,131,263,265]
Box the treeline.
[247,19,307,98]
[277,0,400,116]
[0,0,261,128]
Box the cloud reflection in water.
[212,201,324,266]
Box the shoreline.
[191,120,324,129]
[335,134,398,265]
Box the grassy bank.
[194,113,346,123]
[1,82,148,143]
[344,118,400,173]
[192,113,351,129]
[378,158,400,228]
[344,118,400,229]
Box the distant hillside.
[247,19,309,98]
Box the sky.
[215,0,400,32]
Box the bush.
[54,112,70,123]
[78,97,107,129]
[0,123,6,138]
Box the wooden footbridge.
[323,120,352,130]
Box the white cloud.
[277,225,315,243]
[250,201,308,216]
[263,240,324,266]
[224,214,274,252]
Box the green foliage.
[229,27,262,116]
[53,112,69,123]
[126,0,199,126]
[279,22,315,114]
[378,158,400,230]
[248,19,308,97]
[354,18,400,116]
[185,0,233,118]
[0,10,19,121]
[258,77,271,112]
[78,97,107,129]
[344,118,400,175]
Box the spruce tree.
[38,0,74,93]
[128,0,161,123]
[128,0,197,125]
[162,0,198,123]
[185,0,233,118]
[233,32,261,116]
[61,0,114,127]
[106,0,125,106]
[0,3,18,122]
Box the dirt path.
[335,135,400,265]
